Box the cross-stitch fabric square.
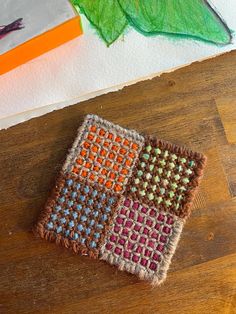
[101,198,184,284]
[63,114,144,193]
[125,137,205,218]
[35,114,206,285]
[36,173,120,258]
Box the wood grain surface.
[0,51,236,314]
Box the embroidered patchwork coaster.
[35,114,206,285]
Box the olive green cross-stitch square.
[125,138,206,218]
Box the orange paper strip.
[0,16,83,75]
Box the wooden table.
[0,51,236,314]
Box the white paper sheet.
[0,0,75,55]
[0,0,235,129]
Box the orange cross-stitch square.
[70,117,143,193]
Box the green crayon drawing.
[72,0,127,45]
[71,0,232,46]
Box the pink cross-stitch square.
[101,198,184,284]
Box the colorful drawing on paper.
[72,0,232,46]
[0,18,24,40]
